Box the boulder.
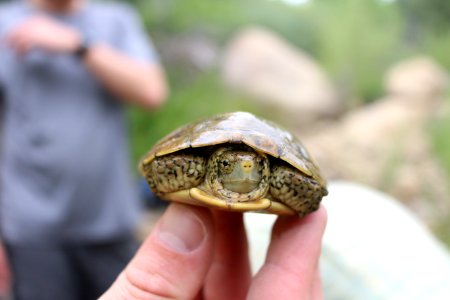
[245,181,450,299]
[221,26,341,125]
[301,56,450,227]
[384,56,449,100]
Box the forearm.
[83,43,168,109]
[5,14,168,109]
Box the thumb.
[100,204,215,300]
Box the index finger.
[202,210,251,300]
[248,206,327,300]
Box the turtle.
[139,111,328,216]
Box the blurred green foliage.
[398,0,450,35]
[430,101,450,244]
[125,0,449,172]
[431,109,450,184]
[129,74,263,163]
[124,0,450,245]
[131,0,449,101]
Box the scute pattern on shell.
[141,111,326,186]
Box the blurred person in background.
[0,0,168,299]
[0,86,9,300]
[0,4,9,299]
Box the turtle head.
[207,145,270,200]
[217,150,263,193]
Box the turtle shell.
[140,111,326,187]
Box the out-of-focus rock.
[245,181,450,298]
[158,33,219,78]
[221,26,341,125]
[302,56,450,228]
[385,56,449,100]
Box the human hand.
[5,16,81,55]
[0,242,11,297]
[100,203,327,300]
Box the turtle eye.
[220,159,234,173]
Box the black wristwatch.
[74,38,90,59]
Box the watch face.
[74,43,89,58]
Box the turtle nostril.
[241,161,254,173]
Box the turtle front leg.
[269,164,327,217]
[141,153,206,195]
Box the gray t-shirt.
[0,1,158,245]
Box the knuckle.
[122,266,180,299]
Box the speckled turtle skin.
[140,111,328,216]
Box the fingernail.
[157,204,206,253]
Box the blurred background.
[2,1,448,299]
[125,0,450,246]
